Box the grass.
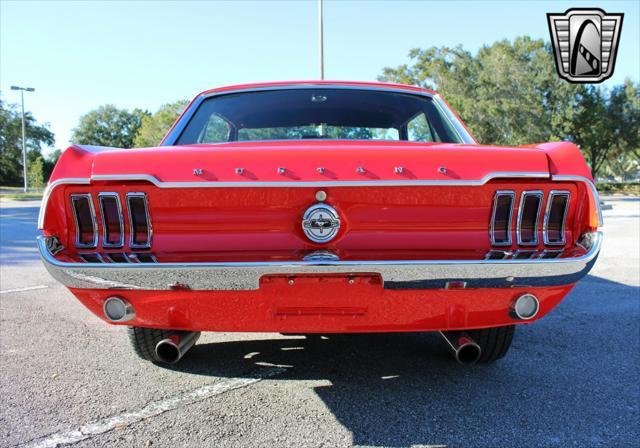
[0,186,43,200]
[596,182,640,196]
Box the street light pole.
[10,85,35,193]
[318,0,324,80]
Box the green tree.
[71,105,149,148]
[569,80,639,178]
[607,79,639,162]
[43,149,62,181]
[380,37,583,146]
[0,99,55,186]
[134,100,189,147]
[28,156,45,189]
[380,37,638,179]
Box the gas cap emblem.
[302,203,341,244]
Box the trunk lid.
[90,141,549,183]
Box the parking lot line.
[19,367,286,448]
[0,285,48,295]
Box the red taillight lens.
[71,194,97,248]
[490,191,515,246]
[126,193,151,248]
[98,193,124,247]
[544,191,570,245]
[517,191,543,245]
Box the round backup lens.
[515,294,539,320]
[104,297,128,321]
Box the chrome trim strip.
[543,190,570,245]
[551,175,603,227]
[161,85,476,146]
[90,172,550,188]
[98,192,125,248]
[126,192,152,249]
[490,190,515,246]
[516,190,543,246]
[38,178,91,229]
[37,232,602,291]
[70,194,98,249]
[433,94,475,144]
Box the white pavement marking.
[20,367,286,448]
[0,285,48,295]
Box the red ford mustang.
[38,81,602,365]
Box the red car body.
[38,81,602,362]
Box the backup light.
[512,293,540,320]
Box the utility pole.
[10,85,35,193]
[318,0,324,80]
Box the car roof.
[197,80,438,97]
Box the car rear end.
[38,82,602,364]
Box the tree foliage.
[0,99,55,185]
[380,37,639,178]
[71,105,149,148]
[134,100,189,147]
[28,156,45,189]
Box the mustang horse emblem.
[302,204,341,243]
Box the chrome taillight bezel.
[490,190,515,246]
[70,193,98,249]
[543,190,571,246]
[126,192,152,249]
[516,190,543,246]
[98,192,125,248]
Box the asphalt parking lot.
[0,197,638,448]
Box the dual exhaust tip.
[103,297,200,364]
[440,292,540,365]
[439,331,482,365]
[154,331,201,364]
[104,293,539,365]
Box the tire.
[466,325,516,363]
[127,326,173,362]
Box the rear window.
[176,89,464,144]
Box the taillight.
[71,194,97,248]
[490,191,515,246]
[98,193,124,248]
[126,192,152,249]
[543,191,570,245]
[517,191,543,245]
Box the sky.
[1,0,638,154]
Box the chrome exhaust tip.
[155,331,201,364]
[439,331,482,365]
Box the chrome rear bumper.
[37,233,602,291]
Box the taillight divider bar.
[70,193,98,249]
[490,190,515,246]
[543,190,571,245]
[516,190,543,246]
[512,249,537,259]
[126,192,152,249]
[98,192,125,248]
[538,249,564,259]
